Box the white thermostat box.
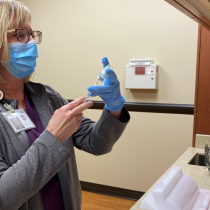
[125,58,158,89]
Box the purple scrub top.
[25,90,65,210]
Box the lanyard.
[0,90,15,113]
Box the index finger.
[71,101,93,115]
[87,84,115,93]
[65,96,87,110]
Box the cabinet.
[193,26,210,139]
[165,0,210,30]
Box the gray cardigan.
[0,82,130,210]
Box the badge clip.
[4,103,15,113]
[0,90,15,113]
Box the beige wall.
[24,0,197,104]
[77,110,194,192]
[22,0,198,191]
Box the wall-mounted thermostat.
[125,58,158,89]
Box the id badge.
[2,108,36,133]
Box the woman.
[0,1,130,210]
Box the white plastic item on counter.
[141,166,210,210]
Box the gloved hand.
[87,57,125,112]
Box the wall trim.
[80,181,145,201]
[68,100,194,115]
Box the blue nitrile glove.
[87,57,125,112]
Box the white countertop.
[130,147,210,210]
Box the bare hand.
[47,96,93,143]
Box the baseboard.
[80,181,145,201]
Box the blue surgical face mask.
[2,40,39,79]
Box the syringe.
[83,81,99,103]
[84,59,112,103]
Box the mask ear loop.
[0,43,4,63]
[0,42,11,72]
[0,39,10,63]
[0,47,9,84]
